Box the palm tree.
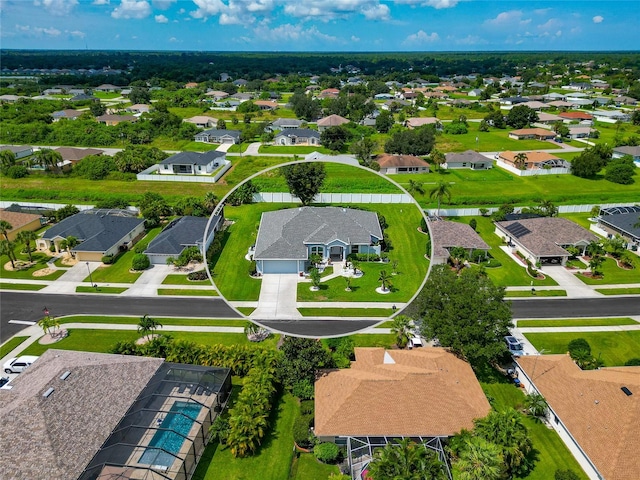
[524,393,548,418]
[367,438,446,480]
[407,179,425,196]
[0,149,16,169]
[0,239,17,269]
[344,276,352,291]
[430,148,446,171]
[454,437,504,480]
[204,191,218,213]
[16,230,37,262]
[64,236,78,257]
[38,314,60,336]
[378,269,392,292]
[585,240,604,258]
[429,181,452,216]
[390,314,413,349]
[137,314,162,341]
[32,148,63,172]
[0,220,12,242]
[589,254,604,278]
[514,152,528,170]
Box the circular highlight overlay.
[203,158,430,338]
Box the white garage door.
[262,260,299,274]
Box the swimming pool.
[139,401,202,467]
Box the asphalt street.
[1,293,639,341]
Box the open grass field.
[455,216,558,287]
[525,330,640,366]
[193,393,297,480]
[517,317,638,328]
[0,336,29,358]
[0,282,47,291]
[157,288,219,296]
[560,212,594,230]
[576,256,639,285]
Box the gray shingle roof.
[145,215,220,255]
[274,128,320,139]
[445,150,490,164]
[160,150,226,166]
[41,212,145,253]
[196,128,241,139]
[0,349,162,480]
[254,207,383,260]
[598,213,640,240]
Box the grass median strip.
[76,286,128,294]
[596,287,640,295]
[517,317,638,328]
[157,288,219,296]
[0,282,47,291]
[1,336,30,358]
[57,316,248,327]
[505,289,567,297]
[297,307,393,317]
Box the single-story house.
[145,214,223,265]
[596,209,640,251]
[592,110,631,124]
[267,118,304,131]
[613,96,637,106]
[498,151,569,170]
[444,150,492,170]
[558,111,594,123]
[612,145,640,165]
[125,103,151,114]
[94,83,122,92]
[515,355,640,480]
[274,128,320,146]
[0,94,29,103]
[317,114,349,132]
[70,93,97,102]
[427,219,490,264]
[494,217,598,266]
[375,154,429,174]
[405,117,440,129]
[0,145,33,159]
[51,109,83,121]
[520,100,549,110]
[184,82,199,89]
[194,128,241,144]
[567,126,597,139]
[318,88,340,99]
[95,114,138,126]
[204,90,229,100]
[536,112,564,125]
[374,93,394,100]
[37,210,146,261]
[158,150,227,175]
[315,348,491,480]
[0,349,231,480]
[253,207,382,274]
[546,100,575,109]
[0,209,44,241]
[232,79,248,87]
[508,128,556,140]
[183,115,219,129]
[467,88,483,97]
[254,100,278,110]
[54,147,104,164]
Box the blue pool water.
[139,401,202,467]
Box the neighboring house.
[54,147,104,164]
[494,217,598,266]
[404,117,440,129]
[184,82,199,89]
[375,154,430,174]
[515,355,640,480]
[268,117,304,131]
[612,146,640,165]
[467,88,483,97]
[613,95,638,106]
[70,93,97,102]
[592,110,630,124]
[595,206,640,251]
[0,209,44,241]
[374,93,394,100]
[194,128,241,144]
[51,109,83,121]
[315,348,491,480]
[508,128,556,140]
[231,93,253,102]
[158,150,227,175]
[428,219,490,264]
[184,115,219,129]
[253,207,382,274]
[558,111,594,123]
[254,100,278,110]
[233,79,248,87]
[145,214,223,265]
[37,210,145,261]
[520,100,549,110]
[94,83,122,92]
[546,100,575,109]
[444,150,492,170]
[274,128,320,146]
[204,90,229,100]
[498,151,569,170]
[318,88,340,99]
[125,103,150,114]
[0,145,33,159]
[0,349,231,480]
[317,114,349,132]
[567,126,597,139]
[0,94,29,103]
[95,114,138,126]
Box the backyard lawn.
[289,453,340,479]
[436,122,553,153]
[524,330,640,366]
[575,256,639,285]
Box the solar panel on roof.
[505,222,531,238]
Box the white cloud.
[169,36,178,42]
[34,0,78,16]
[253,22,337,44]
[485,10,531,27]
[191,0,274,23]
[403,29,439,45]
[537,18,561,31]
[593,15,604,24]
[111,0,151,19]
[449,34,488,46]
[396,0,458,8]
[284,0,390,21]
[351,35,360,42]
[152,0,175,9]
[67,29,85,37]
[17,24,63,36]
[362,3,389,20]
[155,14,168,23]
[92,0,110,4]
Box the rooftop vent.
[43,387,54,398]
[60,371,71,381]
[621,386,632,396]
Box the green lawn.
[455,216,558,287]
[559,213,595,231]
[258,145,332,155]
[289,453,340,480]
[576,257,640,285]
[157,288,219,296]
[297,307,393,317]
[193,393,297,480]
[0,251,65,280]
[596,287,640,295]
[525,331,640,366]
[57,315,249,327]
[351,333,397,348]
[517,317,638,328]
[1,336,29,358]
[436,122,553,153]
[0,282,46,291]
[162,274,210,285]
[505,290,566,297]
[236,307,256,316]
[53,257,72,268]
[76,286,128,294]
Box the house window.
[351,245,359,254]
[198,166,202,171]
[163,165,169,170]
[310,246,323,256]
[462,163,467,167]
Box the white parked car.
[3,355,39,374]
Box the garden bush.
[131,254,150,271]
[347,253,381,262]
[625,358,640,366]
[300,400,315,415]
[6,165,29,178]
[293,414,314,449]
[102,255,115,264]
[292,379,315,400]
[187,270,208,281]
[568,338,591,358]
[314,442,340,464]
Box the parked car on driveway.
[504,336,524,357]
[3,355,39,374]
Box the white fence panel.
[253,192,413,204]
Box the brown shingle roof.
[499,151,561,164]
[0,209,42,231]
[315,348,491,437]
[0,349,163,480]
[517,355,640,480]
[54,147,104,162]
[376,154,429,169]
[405,117,439,128]
[428,219,490,258]
[509,128,556,138]
[317,114,349,127]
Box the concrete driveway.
[250,274,301,320]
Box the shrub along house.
[253,207,382,274]
[427,219,490,264]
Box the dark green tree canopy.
[282,162,326,206]
[506,105,538,129]
[320,125,350,152]
[384,124,435,156]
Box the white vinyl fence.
[253,192,414,203]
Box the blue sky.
[1,0,639,51]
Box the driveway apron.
[251,274,301,320]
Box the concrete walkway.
[250,274,301,320]
[121,265,173,297]
[541,265,603,298]
[39,261,100,294]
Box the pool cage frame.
[78,363,231,480]
[346,435,452,480]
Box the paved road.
[510,297,640,319]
